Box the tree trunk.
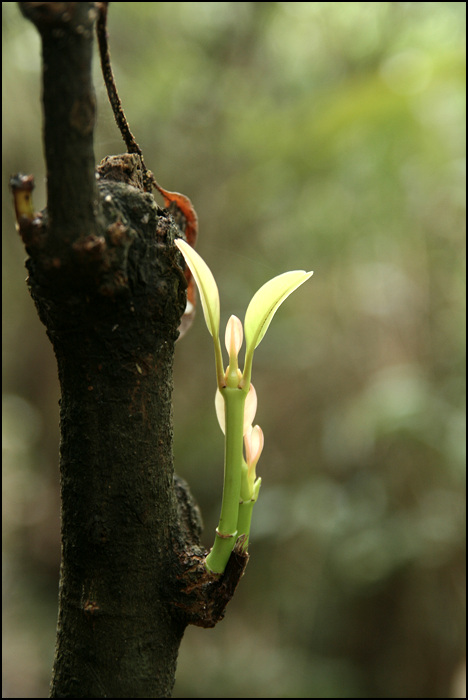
[47,170,188,698]
[14,3,247,698]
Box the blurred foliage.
[2,2,465,698]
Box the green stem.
[213,336,225,389]
[237,476,261,550]
[236,500,255,551]
[205,386,247,574]
[241,347,254,390]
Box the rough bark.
[15,3,247,698]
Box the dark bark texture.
[15,3,247,698]
[47,164,188,698]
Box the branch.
[19,2,98,249]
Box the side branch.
[176,540,249,629]
[173,476,249,628]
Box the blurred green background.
[2,2,465,697]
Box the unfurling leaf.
[244,270,313,354]
[175,239,220,339]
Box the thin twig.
[96,2,154,191]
